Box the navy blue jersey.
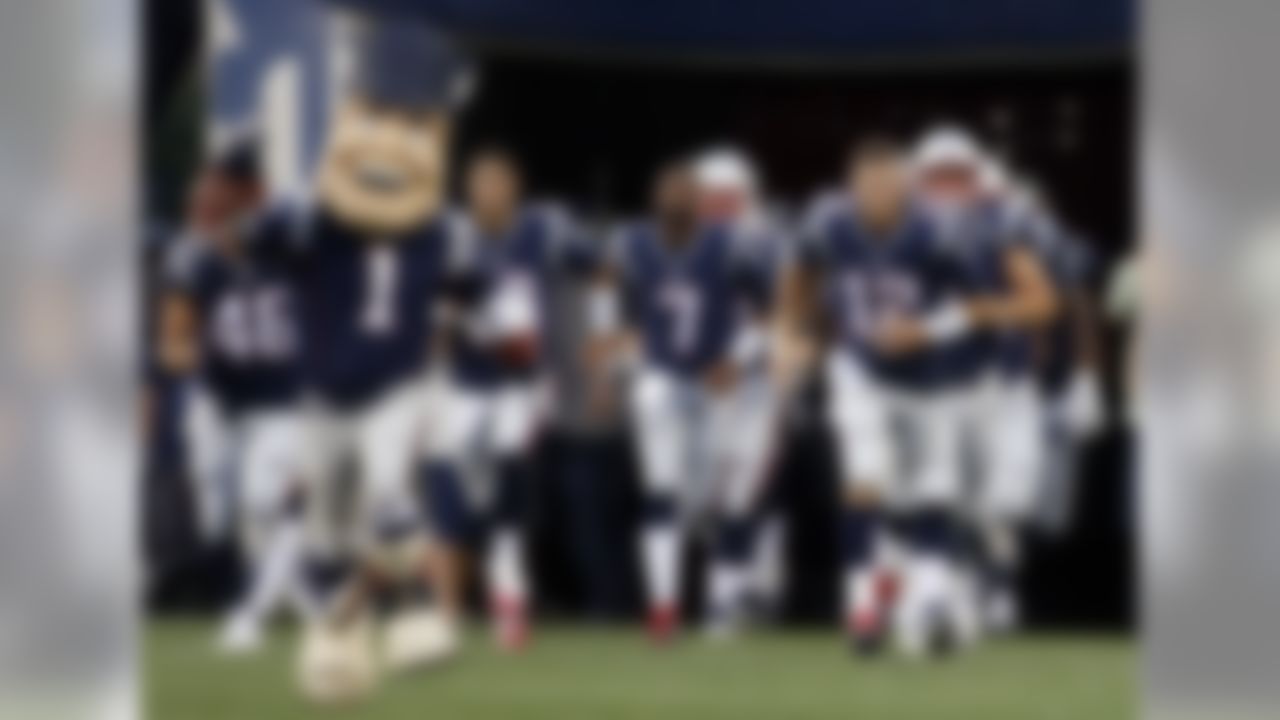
[612,221,772,378]
[164,234,302,414]
[800,193,964,390]
[247,199,454,409]
[448,204,586,387]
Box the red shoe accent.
[647,605,679,645]
[875,569,901,610]
[846,609,882,639]
[491,595,530,653]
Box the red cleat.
[491,595,530,653]
[846,609,886,657]
[647,604,679,645]
[847,609,881,636]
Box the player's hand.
[870,315,929,356]
[702,359,740,395]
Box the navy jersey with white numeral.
[164,235,302,414]
[613,221,771,378]
[448,203,587,387]
[800,193,963,390]
[248,200,453,409]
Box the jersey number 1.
[360,246,399,336]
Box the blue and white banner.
[206,0,347,193]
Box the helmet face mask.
[911,125,987,212]
[315,97,451,235]
[918,163,982,207]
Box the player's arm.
[772,210,828,385]
[769,258,819,385]
[156,290,200,375]
[874,237,1057,355]
[155,240,205,375]
[964,243,1060,330]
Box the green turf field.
[148,619,1133,719]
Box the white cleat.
[217,614,263,656]
[382,608,459,673]
[894,557,967,660]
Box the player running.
[588,159,780,642]
[419,145,590,651]
[158,137,311,654]
[785,137,980,657]
[908,128,1060,639]
[692,147,791,622]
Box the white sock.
[707,562,747,621]
[641,524,680,609]
[983,520,1022,574]
[486,528,528,607]
[239,519,304,626]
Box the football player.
[785,137,977,657]
[158,137,311,654]
[908,128,1059,637]
[692,146,790,623]
[588,159,778,642]
[418,145,588,651]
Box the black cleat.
[850,631,887,658]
